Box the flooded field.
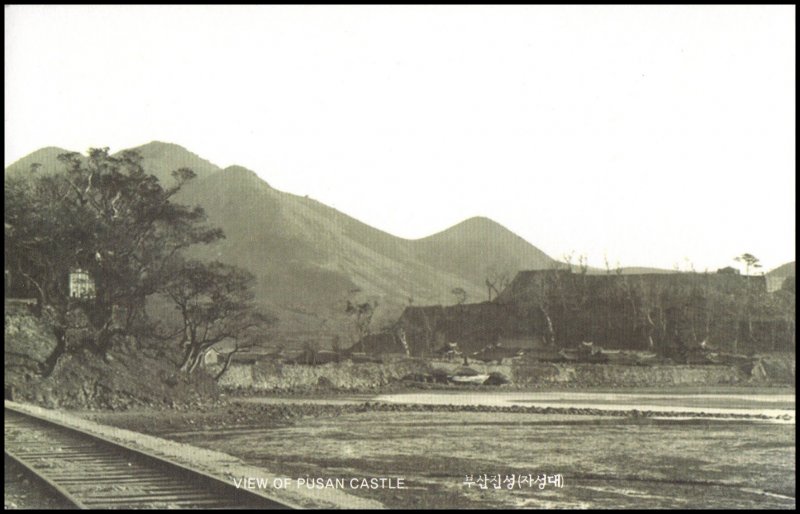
[86,392,796,509]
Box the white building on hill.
[69,269,96,299]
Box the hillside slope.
[132,141,222,184]
[411,216,554,287]
[5,146,75,177]
[179,165,557,338]
[768,261,796,279]
[7,142,557,345]
[5,142,221,184]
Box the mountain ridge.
[10,142,693,347]
[6,141,558,342]
[5,146,75,176]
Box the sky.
[5,5,796,272]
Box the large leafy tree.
[160,260,274,374]
[5,148,224,363]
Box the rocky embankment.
[4,303,58,384]
[4,302,218,410]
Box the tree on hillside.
[577,254,589,275]
[735,253,762,276]
[451,287,467,305]
[729,253,763,347]
[5,148,224,367]
[485,267,511,301]
[563,252,575,272]
[160,260,274,374]
[346,299,378,350]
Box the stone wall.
[216,357,793,389]
[510,363,747,387]
[217,358,432,390]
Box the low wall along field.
[217,359,431,390]
[511,363,747,387]
[214,357,781,390]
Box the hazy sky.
[5,5,795,272]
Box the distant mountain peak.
[457,216,502,229]
[220,165,270,187]
[223,164,258,175]
[136,140,192,152]
[131,141,212,161]
[125,141,222,183]
[465,215,493,223]
[4,146,75,177]
[8,145,72,164]
[423,215,519,241]
[29,145,73,156]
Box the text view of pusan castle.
[4,142,795,509]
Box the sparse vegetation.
[345,291,378,351]
[484,267,511,301]
[450,287,467,305]
[735,253,762,276]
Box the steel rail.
[4,405,299,509]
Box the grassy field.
[85,401,796,509]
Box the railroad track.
[4,406,296,509]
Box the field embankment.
[218,358,431,391]
[4,302,218,410]
[215,355,795,392]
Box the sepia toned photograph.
[4,5,795,509]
